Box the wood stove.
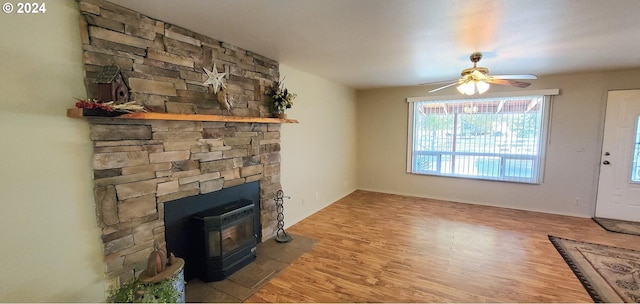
[192,199,257,282]
[163,182,261,282]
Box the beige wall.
[279,64,358,226]
[356,69,640,217]
[0,1,106,302]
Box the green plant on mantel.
[269,79,297,115]
[107,278,178,303]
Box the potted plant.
[107,278,179,303]
[269,79,297,119]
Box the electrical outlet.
[315,192,319,200]
[575,197,581,205]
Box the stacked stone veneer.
[78,0,277,116]
[91,119,281,283]
[76,0,283,284]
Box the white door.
[595,89,640,222]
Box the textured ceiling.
[109,0,640,89]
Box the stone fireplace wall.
[77,0,283,283]
[91,119,281,283]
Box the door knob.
[603,160,610,165]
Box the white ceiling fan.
[425,52,537,95]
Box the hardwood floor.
[245,190,640,302]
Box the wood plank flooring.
[245,190,640,302]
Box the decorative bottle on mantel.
[217,88,233,116]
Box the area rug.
[593,217,640,236]
[548,235,640,302]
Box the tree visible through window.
[408,95,548,183]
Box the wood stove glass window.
[206,217,254,258]
[212,218,253,257]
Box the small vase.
[275,113,287,119]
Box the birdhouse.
[95,64,129,103]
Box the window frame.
[406,89,559,184]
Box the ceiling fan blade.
[428,82,459,93]
[485,78,531,88]
[420,79,458,86]
[492,74,537,80]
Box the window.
[407,91,557,184]
[632,116,640,183]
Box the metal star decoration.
[203,63,226,93]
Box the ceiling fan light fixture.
[425,52,534,94]
[457,81,475,95]
[457,80,489,95]
[477,80,490,94]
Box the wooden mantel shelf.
[67,108,298,124]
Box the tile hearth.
[185,234,316,302]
